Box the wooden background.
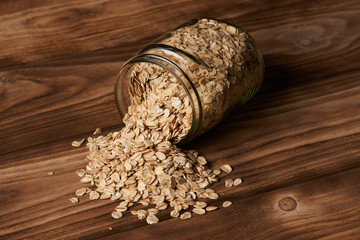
[1,0,360,239]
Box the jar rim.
[139,44,209,68]
[114,53,203,144]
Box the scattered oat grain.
[221,164,232,173]
[89,191,100,200]
[75,188,87,197]
[93,128,102,135]
[213,169,221,175]
[148,208,159,215]
[195,201,207,208]
[234,178,243,186]
[70,197,79,203]
[197,156,207,165]
[137,210,147,220]
[111,211,123,219]
[223,201,232,207]
[180,212,192,220]
[170,210,180,218]
[225,179,234,188]
[208,192,219,200]
[71,139,85,147]
[206,206,218,211]
[193,208,206,215]
[146,215,159,224]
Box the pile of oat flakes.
[70,18,261,224]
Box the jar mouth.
[139,44,210,69]
[114,53,203,144]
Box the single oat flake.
[180,212,192,220]
[223,201,232,208]
[234,178,243,186]
[225,179,234,188]
[146,215,159,224]
[193,208,206,215]
[89,191,100,200]
[206,206,218,211]
[111,211,123,219]
[70,197,79,203]
[195,201,207,208]
[93,128,102,135]
[71,139,85,147]
[221,164,232,173]
[170,210,180,218]
[75,188,87,197]
[207,192,219,200]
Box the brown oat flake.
[71,139,85,147]
[137,210,148,220]
[221,164,232,173]
[70,197,79,203]
[197,156,207,165]
[170,210,180,218]
[180,212,192,220]
[205,206,218,211]
[155,151,166,160]
[207,192,219,200]
[194,201,207,208]
[225,179,234,188]
[75,188,87,197]
[89,191,100,200]
[93,128,102,135]
[213,169,221,175]
[193,208,206,215]
[76,169,85,177]
[146,215,159,224]
[222,201,232,208]
[111,211,123,219]
[147,208,159,215]
[234,178,243,186]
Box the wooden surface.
[1,0,360,239]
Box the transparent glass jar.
[115,18,264,144]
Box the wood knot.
[279,197,297,211]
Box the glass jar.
[115,18,264,144]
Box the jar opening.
[114,54,203,144]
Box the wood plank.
[0,0,358,70]
[99,167,360,240]
[0,62,123,155]
[0,85,359,238]
[1,146,359,239]
[1,5,359,154]
[1,0,360,239]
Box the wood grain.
[1,0,360,239]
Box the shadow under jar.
[115,18,265,144]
